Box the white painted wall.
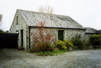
[10,11,29,50]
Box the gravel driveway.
[0,49,101,68]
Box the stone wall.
[64,29,85,40]
[30,28,57,48]
[30,27,86,48]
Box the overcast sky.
[0,0,101,31]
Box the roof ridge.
[17,9,70,17]
[16,9,83,28]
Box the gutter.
[85,33,98,34]
[29,26,86,30]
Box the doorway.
[20,30,23,48]
[58,30,64,41]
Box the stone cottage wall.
[83,33,94,45]
[30,27,86,48]
[64,29,85,40]
[30,28,57,48]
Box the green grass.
[36,49,67,56]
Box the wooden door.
[58,30,64,41]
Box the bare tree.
[38,6,53,14]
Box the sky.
[0,0,101,31]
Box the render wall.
[30,28,85,48]
[10,11,29,50]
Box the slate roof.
[85,27,97,34]
[17,9,83,28]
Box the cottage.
[10,9,91,50]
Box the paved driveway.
[0,49,101,68]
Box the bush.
[37,49,66,56]
[56,40,67,50]
[64,40,74,50]
[37,51,54,56]
[28,48,35,53]
[82,38,91,49]
[0,30,5,33]
[90,34,101,48]
[33,43,54,52]
[71,38,83,49]
[31,22,57,52]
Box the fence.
[0,33,18,48]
